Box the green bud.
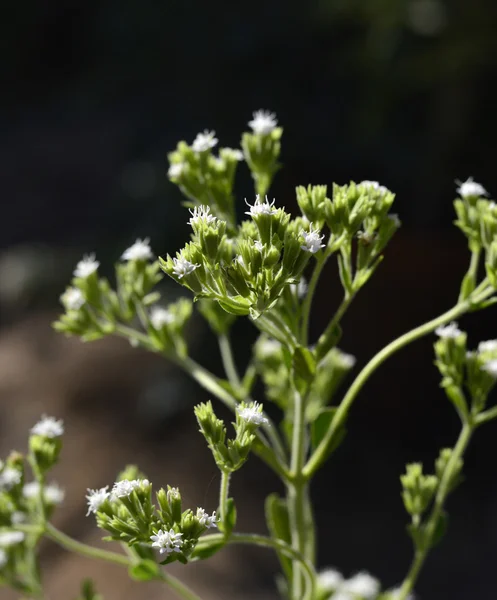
[401,463,438,517]
[295,185,328,227]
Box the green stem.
[475,405,497,425]
[304,293,492,479]
[45,524,202,600]
[218,333,242,390]
[315,294,354,361]
[288,387,310,600]
[459,248,481,302]
[196,533,316,600]
[115,324,157,351]
[257,311,298,349]
[300,254,328,346]
[219,471,231,525]
[396,422,474,600]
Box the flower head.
[122,238,153,262]
[31,415,64,438]
[482,359,497,378]
[188,205,218,228]
[254,240,264,252]
[342,571,380,599]
[196,507,219,529]
[74,254,99,278]
[435,322,462,339]
[336,349,357,369]
[0,468,21,491]
[248,110,278,135]
[150,306,175,330]
[359,180,389,195]
[0,531,25,547]
[168,162,186,179]
[44,483,65,505]
[61,287,85,310]
[318,567,344,591]
[300,225,326,253]
[257,338,281,357]
[456,177,487,198]
[244,195,278,217]
[23,481,40,499]
[192,130,218,152]
[86,486,110,515]
[478,340,497,354]
[172,256,199,279]
[223,148,244,161]
[11,511,26,525]
[150,528,183,554]
[237,402,269,426]
[111,479,141,499]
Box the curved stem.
[315,294,354,361]
[396,422,474,600]
[218,333,242,389]
[196,533,316,600]
[45,524,203,600]
[304,291,493,478]
[300,254,327,346]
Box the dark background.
[2,1,497,598]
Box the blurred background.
[2,0,497,598]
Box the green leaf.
[265,494,292,580]
[310,407,347,462]
[218,498,237,536]
[190,539,225,560]
[128,559,161,582]
[292,346,316,385]
[431,511,448,548]
[458,271,476,301]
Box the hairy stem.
[219,471,231,526]
[218,333,242,389]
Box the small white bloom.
[11,511,26,525]
[318,567,344,591]
[332,593,355,600]
[237,402,269,426]
[122,238,153,261]
[31,415,64,438]
[23,481,40,499]
[212,156,225,169]
[359,180,389,195]
[336,349,356,369]
[61,287,85,310]
[478,340,497,354]
[482,359,497,378]
[111,479,141,499]
[0,548,7,568]
[388,587,415,600]
[248,110,278,135]
[196,507,219,528]
[192,130,218,152]
[435,322,463,339]
[342,571,380,599]
[456,177,487,198]
[244,195,278,217]
[86,486,110,515]
[74,253,99,278]
[168,162,186,179]
[223,148,244,161]
[188,205,218,227]
[0,467,21,491]
[254,240,264,252]
[172,256,200,279]
[150,528,183,554]
[166,487,180,503]
[45,483,65,505]
[0,531,25,547]
[257,338,281,357]
[150,306,175,330]
[300,225,326,254]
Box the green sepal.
[128,559,161,582]
[264,493,292,581]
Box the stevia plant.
[1,111,497,600]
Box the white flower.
[166,487,181,503]
[0,531,25,547]
[318,567,344,591]
[188,205,218,227]
[332,593,355,600]
[435,322,463,339]
[342,571,380,599]
[336,349,356,369]
[478,340,497,353]
[11,511,26,525]
[122,238,153,261]
[482,359,497,378]
[31,415,64,438]
[74,254,99,278]
[168,162,186,178]
[248,110,278,135]
[257,338,281,357]
[388,587,415,600]
[111,479,141,499]
[359,180,390,195]
[86,486,110,515]
[192,130,218,152]
[150,528,184,554]
[237,402,269,426]
[196,507,219,528]
[0,468,21,491]
[150,306,175,330]
[61,287,85,310]
[172,256,199,279]
[45,483,65,505]
[23,481,41,499]
[456,177,487,198]
[254,240,264,252]
[300,225,326,254]
[223,148,244,161]
[244,195,278,217]
[0,548,7,568]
